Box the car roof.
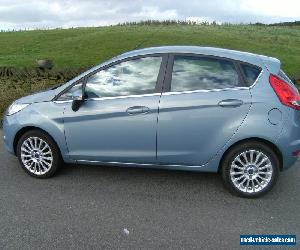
[63,46,281,89]
[116,46,280,73]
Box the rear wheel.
[221,142,279,198]
[17,130,62,178]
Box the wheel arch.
[218,137,283,172]
[13,126,63,158]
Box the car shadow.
[56,162,287,202]
[57,162,229,199]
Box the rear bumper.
[278,140,300,170]
[276,112,300,170]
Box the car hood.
[15,88,57,104]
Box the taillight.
[269,74,300,110]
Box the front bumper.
[2,114,20,155]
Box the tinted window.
[85,56,162,98]
[240,64,261,86]
[171,56,241,92]
[57,82,83,101]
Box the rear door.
[157,54,252,166]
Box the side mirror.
[71,91,84,112]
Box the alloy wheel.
[230,150,273,193]
[20,137,53,175]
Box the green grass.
[0,24,300,119]
[0,24,299,75]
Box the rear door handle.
[126,106,150,115]
[218,99,243,108]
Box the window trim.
[53,53,168,101]
[163,53,259,93]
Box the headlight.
[6,103,30,116]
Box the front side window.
[57,82,83,101]
[85,56,162,98]
[171,56,242,92]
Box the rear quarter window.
[240,64,261,86]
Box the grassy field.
[1,24,300,75]
[0,24,300,118]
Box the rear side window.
[240,64,261,86]
[170,56,242,92]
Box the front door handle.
[126,106,150,115]
[218,99,243,108]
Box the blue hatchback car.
[3,46,300,197]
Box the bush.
[0,67,85,120]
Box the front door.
[62,55,167,163]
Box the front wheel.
[221,142,279,198]
[17,130,62,178]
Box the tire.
[221,142,279,198]
[16,130,62,178]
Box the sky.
[0,0,299,30]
